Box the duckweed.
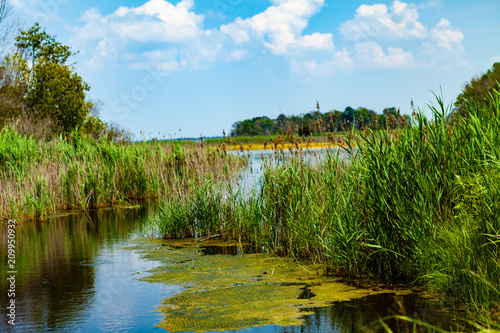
[131,238,412,332]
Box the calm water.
[0,149,462,332]
[0,207,179,332]
[231,147,354,195]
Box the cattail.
[412,109,418,120]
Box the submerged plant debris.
[130,238,414,332]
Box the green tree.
[14,23,93,133]
[15,22,72,68]
[455,62,500,113]
[26,60,93,132]
[343,106,355,124]
[355,107,376,129]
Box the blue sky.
[9,0,500,138]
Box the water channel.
[0,149,464,332]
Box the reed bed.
[151,87,500,322]
[204,132,348,146]
[0,129,244,220]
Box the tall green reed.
[0,128,242,220]
[150,87,500,318]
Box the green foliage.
[232,116,275,136]
[15,22,73,66]
[14,23,93,133]
[25,59,92,132]
[456,62,500,113]
[81,116,106,139]
[0,23,134,140]
[0,23,101,136]
[230,105,409,137]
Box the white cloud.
[430,18,464,52]
[69,0,216,72]
[69,0,465,77]
[340,1,427,41]
[220,0,333,55]
[72,0,204,44]
[354,41,414,68]
[9,0,25,10]
[330,1,466,74]
[291,41,414,76]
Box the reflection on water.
[301,293,462,333]
[201,244,257,256]
[0,207,177,332]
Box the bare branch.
[0,0,14,55]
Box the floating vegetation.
[131,238,414,332]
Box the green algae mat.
[130,238,411,332]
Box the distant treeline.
[230,105,411,137]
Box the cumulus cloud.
[72,0,204,44]
[220,0,334,55]
[311,0,465,76]
[69,0,216,73]
[67,0,465,76]
[430,18,464,52]
[340,0,427,41]
[291,42,414,76]
[70,0,335,73]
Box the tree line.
[231,60,500,138]
[231,104,411,137]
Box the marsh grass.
[0,129,244,220]
[151,87,500,322]
[204,132,348,146]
